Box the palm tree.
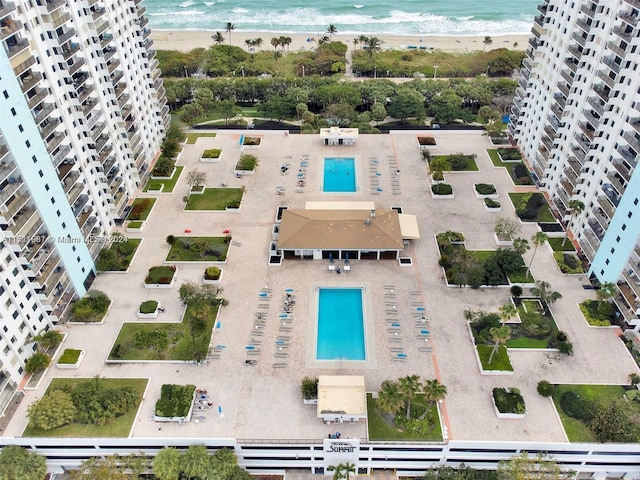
[153,447,182,480]
[359,34,368,49]
[429,156,449,193]
[212,31,225,45]
[398,374,422,419]
[270,37,280,51]
[527,232,549,277]
[483,35,492,51]
[326,24,337,39]
[422,378,448,408]
[328,464,345,480]
[365,36,382,58]
[211,448,238,479]
[225,22,235,46]
[488,325,511,365]
[283,36,292,51]
[377,380,404,416]
[244,38,253,51]
[453,248,475,287]
[563,199,585,247]
[512,237,530,256]
[254,37,263,51]
[596,281,617,302]
[628,372,640,387]
[498,303,517,325]
[182,445,210,480]
[530,280,563,305]
[353,37,359,49]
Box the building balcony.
[68,57,85,75]
[593,84,611,103]
[61,171,80,193]
[587,218,605,242]
[623,130,640,155]
[564,57,578,73]
[12,54,35,76]
[61,42,79,60]
[73,72,90,90]
[612,159,633,183]
[48,12,70,29]
[581,238,596,262]
[45,132,65,153]
[579,122,595,141]
[34,103,56,126]
[586,95,605,116]
[620,9,639,26]
[39,116,61,139]
[160,105,169,118]
[613,25,634,43]
[96,19,109,35]
[7,206,36,238]
[19,71,42,93]
[81,215,97,237]
[564,166,578,185]
[598,195,616,218]
[140,16,149,28]
[103,46,116,61]
[567,44,583,59]
[149,58,159,71]
[45,0,66,13]
[91,6,105,21]
[117,93,130,109]
[607,170,626,196]
[573,133,591,153]
[559,177,574,197]
[143,27,151,39]
[602,183,621,207]
[91,121,106,138]
[622,269,640,301]
[568,156,583,175]
[602,55,622,74]
[576,18,592,33]
[0,17,21,40]
[571,31,588,47]
[593,206,610,231]
[582,109,600,130]
[93,134,109,153]
[554,93,567,109]
[51,144,71,167]
[616,281,639,317]
[558,81,571,98]
[107,57,120,74]
[607,40,628,58]
[57,160,75,182]
[97,147,113,166]
[4,36,28,59]
[86,109,103,129]
[111,70,124,85]
[100,32,113,48]
[623,0,640,9]
[597,69,616,89]
[79,99,96,116]
[0,143,8,162]
[78,84,94,103]
[56,27,75,45]
[579,2,597,18]
[560,69,574,85]
[114,82,126,98]
[0,1,16,19]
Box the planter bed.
[496,147,522,163]
[56,349,85,370]
[275,206,289,223]
[493,233,513,247]
[201,149,222,163]
[431,154,479,172]
[126,221,144,233]
[476,345,513,375]
[484,198,502,212]
[417,136,437,149]
[486,149,532,186]
[430,184,454,199]
[126,198,157,222]
[474,183,499,199]
[203,267,223,285]
[241,136,262,149]
[96,237,142,272]
[154,384,196,422]
[150,167,177,181]
[269,255,283,266]
[138,300,160,319]
[509,192,555,223]
[143,166,184,194]
[398,257,413,268]
[553,252,585,274]
[492,387,526,418]
[579,300,615,327]
[166,237,229,262]
[144,266,177,289]
[185,188,244,211]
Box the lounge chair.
[273,363,288,368]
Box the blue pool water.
[323,158,356,192]
[316,288,365,360]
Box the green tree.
[371,102,387,124]
[498,303,517,325]
[494,216,521,241]
[488,325,511,365]
[178,103,204,125]
[498,452,575,480]
[563,199,585,247]
[429,156,449,193]
[377,380,404,416]
[28,390,77,430]
[326,24,337,39]
[530,280,562,305]
[182,445,210,480]
[596,281,617,302]
[225,22,235,46]
[387,88,425,122]
[398,374,422,419]
[25,352,51,374]
[33,330,62,352]
[589,400,640,442]
[153,447,182,480]
[422,378,448,409]
[72,453,148,480]
[212,32,225,45]
[323,103,356,127]
[527,232,548,278]
[537,380,554,397]
[210,447,238,479]
[187,170,207,188]
[483,36,493,51]
[214,100,242,126]
[512,237,530,256]
[428,90,463,124]
[364,36,382,58]
[0,445,47,480]
[452,248,475,287]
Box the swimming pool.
[323,158,356,192]
[316,288,365,360]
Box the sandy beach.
[151,29,532,53]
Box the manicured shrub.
[513,163,529,178]
[560,391,596,421]
[155,384,196,418]
[25,352,51,374]
[134,329,169,351]
[161,138,180,158]
[139,300,159,314]
[449,154,470,171]
[152,157,175,177]
[510,285,523,298]
[301,377,318,400]
[484,198,500,209]
[475,183,497,195]
[431,184,453,195]
[537,380,554,397]
[204,267,221,280]
[242,137,261,146]
[438,255,452,269]
[498,147,522,160]
[166,235,175,245]
[71,291,110,322]
[237,153,258,170]
[118,241,135,256]
[492,387,526,414]
[557,340,574,355]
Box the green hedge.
[497,147,522,160]
[155,384,196,418]
[475,183,497,195]
[139,300,159,314]
[493,387,525,414]
[484,198,501,208]
[579,300,613,326]
[432,184,453,195]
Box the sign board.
[323,438,360,469]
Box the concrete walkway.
[4,130,638,443]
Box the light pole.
[433,65,439,80]
[302,65,305,77]
[374,66,377,79]
[240,65,245,78]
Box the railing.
[623,130,640,155]
[0,17,21,40]
[27,88,48,110]
[19,71,42,93]
[597,69,616,89]
[0,1,17,19]
[45,0,66,13]
[5,37,28,59]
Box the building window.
[622,224,627,231]
[605,259,610,265]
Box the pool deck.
[5,130,638,444]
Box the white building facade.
[511,0,640,329]
[0,0,167,409]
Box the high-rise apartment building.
[511,0,640,330]
[0,0,168,412]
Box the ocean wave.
[149,10,206,17]
[353,4,363,8]
[455,15,475,21]
[179,0,195,7]
[203,1,216,5]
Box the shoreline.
[150,29,532,53]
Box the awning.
[306,201,375,210]
[398,214,420,239]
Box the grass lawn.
[487,149,531,185]
[477,345,513,371]
[506,337,548,348]
[552,384,626,442]
[166,237,230,262]
[126,198,156,221]
[548,237,576,252]
[508,192,556,223]
[431,155,480,172]
[507,267,535,284]
[23,378,148,437]
[470,250,495,263]
[185,188,244,210]
[146,266,176,284]
[143,166,183,193]
[109,304,219,361]
[366,394,443,441]
[185,133,217,144]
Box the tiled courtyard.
[5,130,638,443]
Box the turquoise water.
[143,0,539,36]
[317,288,365,361]
[324,158,356,193]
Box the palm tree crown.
[326,24,337,38]
[526,231,549,277]
[225,22,235,45]
[499,303,517,325]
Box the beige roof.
[398,213,421,239]
[317,375,366,417]
[278,209,404,250]
[319,127,359,138]
[305,201,375,211]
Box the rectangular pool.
[316,288,365,360]
[323,157,356,192]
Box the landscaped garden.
[437,232,531,287]
[487,149,532,185]
[69,291,111,323]
[143,166,184,193]
[493,387,525,416]
[95,236,142,272]
[476,344,513,372]
[367,376,445,441]
[579,299,616,326]
[185,132,216,144]
[139,300,159,315]
[166,236,230,262]
[155,384,196,419]
[57,349,82,365]
[235,153,258,172]
[509,192,555,223]
[24,377,147,437]
[430,153,479,172]
[126,198,156,221]
[546,238,584,274]
[185,188,244,211]
[550,383,640,443]
[145,266,177,285]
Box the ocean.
[143,0,540,37]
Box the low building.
[319,127,358,146]
[317,375,366,424]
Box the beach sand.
[151,30,532,53]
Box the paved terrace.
[4,131,638,443]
